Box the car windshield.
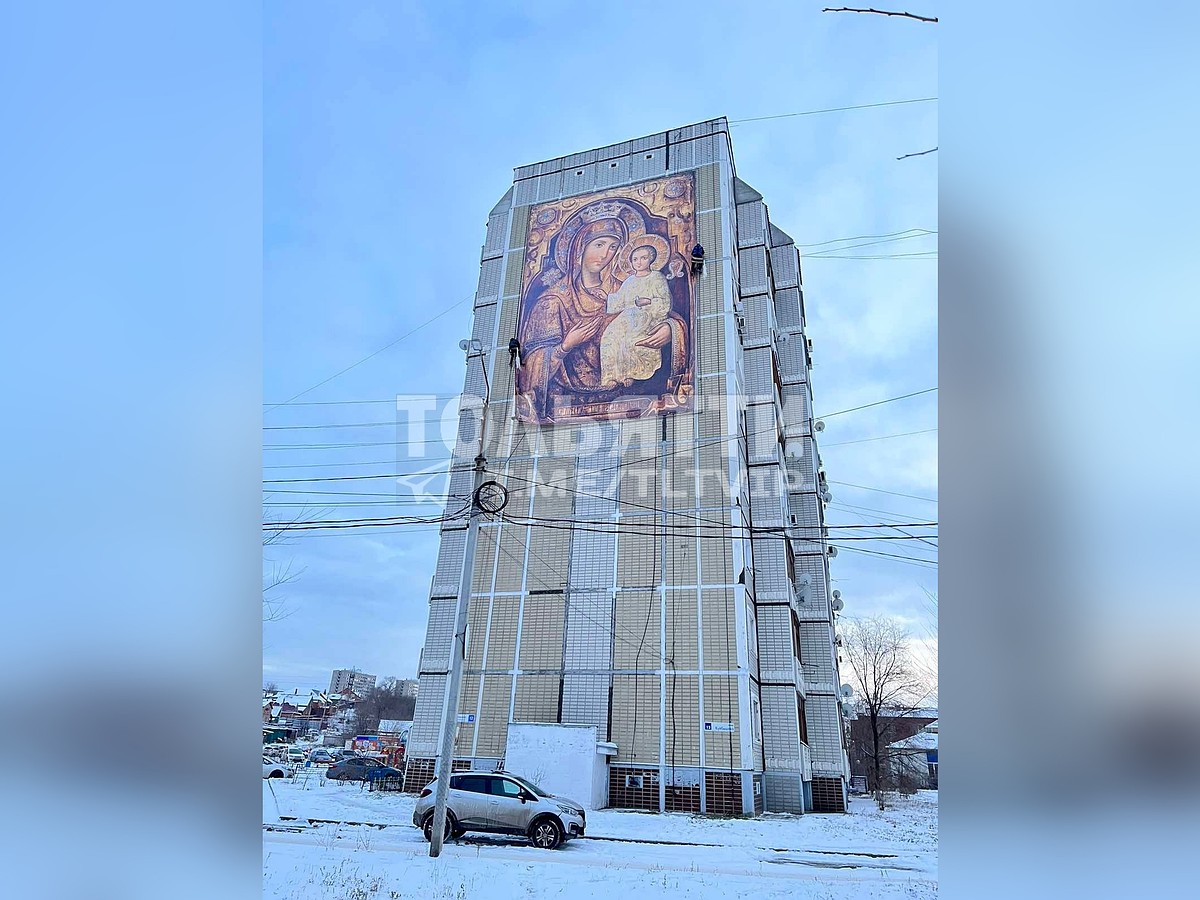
[507,774,549,797]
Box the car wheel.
[270,770,284,779]
[421,812,455,844]
[529,817,563,850]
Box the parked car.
[262,755,291,779]
[412,771,585,850]
[306,749,335,767]
[325,756,402,782]
[286,748,306,765]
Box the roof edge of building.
[513,116,731,182]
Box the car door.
[486,776,534,833]
[448,775,490,828]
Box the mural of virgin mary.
[515,194,692,424]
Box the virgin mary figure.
[516,216,629,421]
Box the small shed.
[504,723,615,810]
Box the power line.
[264,438,459,451]
[263,398,457,409]
[264,420,422,431]
[265,488,455,498]
[830,480,937,503]
[830,499,936,526]
[797,228,934,249]
[264,296,472,413]
[264,458,452,471]
[263,504,469,531]
[804,252,936,260]
[728,96,937,125]
[826,503,939,550]
[834,544,938,569]
[803,233,937,257]
[817,388,936,420]
[508,517,936,543]
[270,491,937,538]
[822,428,937,447]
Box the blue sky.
[263,1,938,689]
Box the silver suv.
[413,771,585,850]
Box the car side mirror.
[519,793,529,803]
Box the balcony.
[794,657,807,697]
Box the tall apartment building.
[329,669,377,696]
[407,119,849,814]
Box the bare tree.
[353,678,417,736]
[822,7,938,23]
[262,502,322,622]
[841,615,934,801]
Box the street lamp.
[429,338,494,857]
[458,338,489,402]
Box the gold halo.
[616,232,671,275]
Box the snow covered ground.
[263,773,937,899]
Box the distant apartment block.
[329,669,377,695]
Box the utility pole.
[429,339,491,858]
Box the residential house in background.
[886,720,938,789]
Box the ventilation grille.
[704,771,742,816]
[811,776,846,812]
[609,767,659,810]
[402,757,436,794]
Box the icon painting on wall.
[514,173,696,425]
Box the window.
[490,777,524,798]
[791,611,802,663]
[798,696,809,745]
[454,775,491,794]
[506,773,549,797]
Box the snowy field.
[263,773,937,899]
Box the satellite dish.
[458,339,470,351]
[827,545,838,558]
[840,684,855,698]
[832,590,841,601]
[820,491,833,503]
[814,420,825,432]
[832,596,844,612]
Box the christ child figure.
[600,242,672,387]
